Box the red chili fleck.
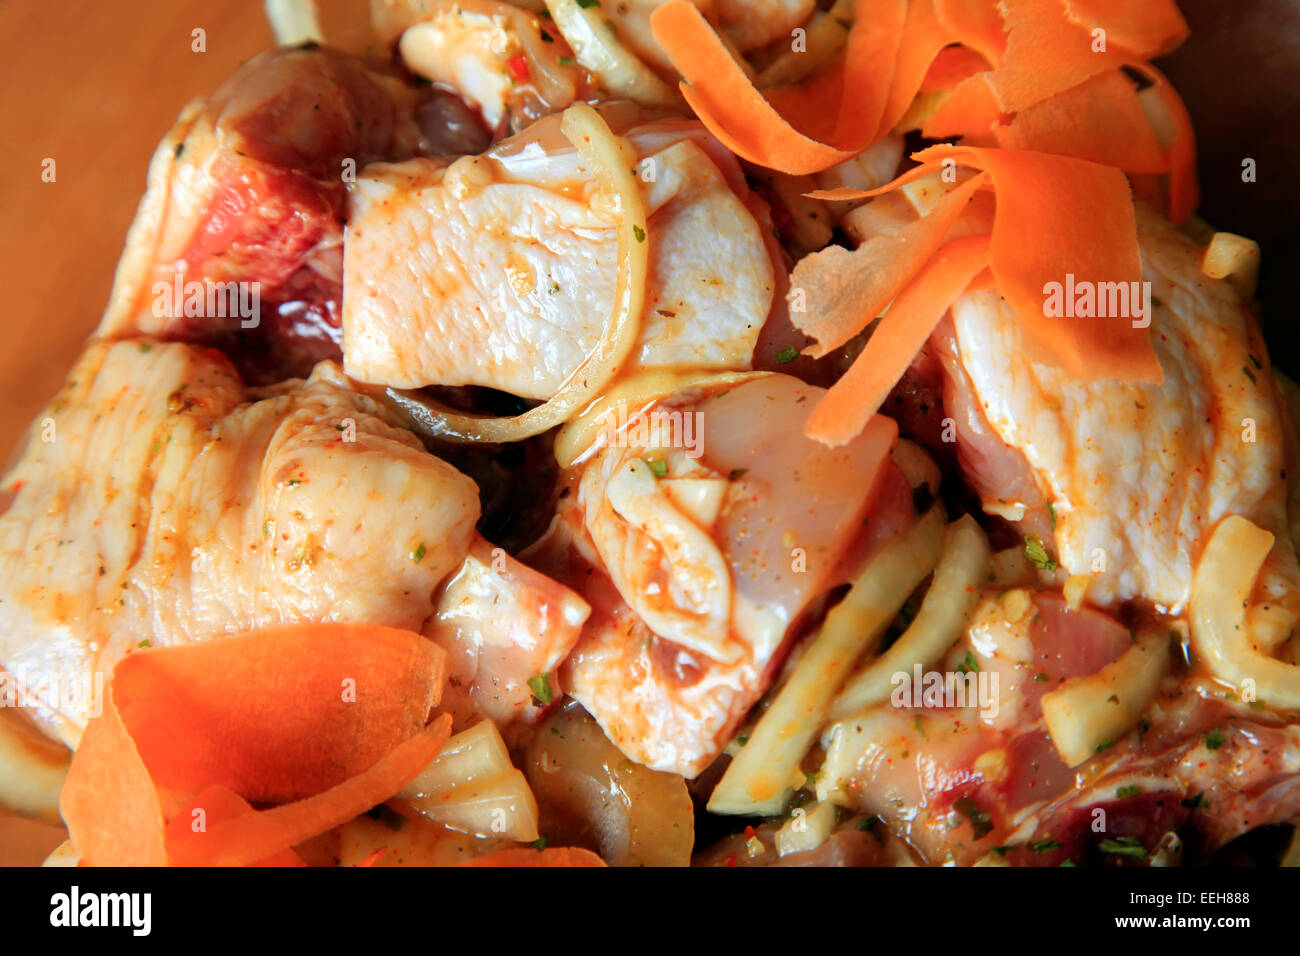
[506,53,530,82]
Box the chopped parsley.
[1095,739,1116,753]
[557,56,576,66]
[137,639,152,649]
[411,542,427,564]
[1029,839,1062,853]
[647,457,668,477]
[955,651,980,674]
[575,0,601,7]
[774,346,800,364]
[953,797,993,840]
[1204,729,1226,751]
[528,673,554,706]
[1181,792,1207,809]
[633,224,646,243]
[1024,536,1057,571]
[530,836,550,851]
[1048,502,1056,529]
[1116,785,1141,799]
[1098,836,1147,859]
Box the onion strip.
[386,102,647,444]
[826,513,991,721]
[554,368,771,468]
[1190,515,1300,711]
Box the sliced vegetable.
[649,0,906,175]
[804,233,991,445]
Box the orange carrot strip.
[878,0,953,137]
[60,685,168,867]
[113,624,446,805]
[650,0,906,175]
[461,846,608,867]
[920,70,1003,143]
[1063,0,1188,58]
[994,69,1167,173]
[166,714,453,867]
[920,45,991,93]
[806,234,992,446]
[934,0,1008,64]
[985,0,1136,113]
[1134,63,1199,224]
[914,144,1161,383]
[790,173,986,356]
[165,786,307,867]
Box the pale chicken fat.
[0,341,479,747]
[342,115,775,398]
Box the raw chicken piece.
[394,0,582,133]
[341,109,777,399]
[424,534,591,730]
[0,340,479,748]
[819,589,1300,865]
[934,204,1300,621]
[96,45,428,383]
[535,374,912,776]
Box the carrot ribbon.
[61,623,451,866]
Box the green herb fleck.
[1181,791,1207,809]
[955,651,980,675]
[1117,785,1141,799]
[528,673,554,706]
[953,797,993,840]
[1030,839,1062,853]
[1204,729,1226,751]
[558,56,575,66]
[1025,536,1057,571]
[633,224,646,243]
[412,542,427,564]
[531,836,550,850]
[648,457,668,477]
[1095,739,1116,753]
[775,346,800,364]
[1098,836,1146,859]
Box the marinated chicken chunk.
[934,204,1300,621]
[96,45,428,383]
[533,374,911,776]
[342,109,777,398]
[0,340,479,748]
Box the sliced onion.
[387,102,648,444]
[553,367,771,468]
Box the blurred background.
[0,0,1297,863]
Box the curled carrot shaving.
[60,623,451,866]
[911,144,1161,383]
[994,69,1167,173]
[1063,0,1189,58]
[167,715,453,867]
[790,173,987,356]
[934,0,1008,64]
[806,234,992,446]
[162,786,306,867]
[461,847,608,867]
[1134,63,1200,224]
[649,0,906,175]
